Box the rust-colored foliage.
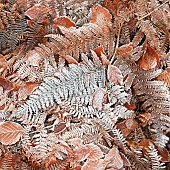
[0,121,24,145]
[0,0,169,170]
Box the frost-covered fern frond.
[148,144,165,170]
[11,51,130,124]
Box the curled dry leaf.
[137,112,152,127]
[158,148,169,163]
[137,44,160,70]
[63,55,78,65]
[25,4,50,25]
[157,70,170,88]
[90,4,112,24]
[25,50,43,67]
[107,65,123,85]
[124,103,136,110]
[0,121,24,145]
[53,16,76,29]
[93,46,109,65]
[26,82,40,94]
[139,139,154,156]
[54,122,66,134]
[125,119,138,130]
[104,147,123,169]
[117,119,138,136]
[0,78,13,91]
[82,159,106,170]
[86,143,104,160]
[117,44,133,57]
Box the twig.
[138,0,170,21]
[110,25,122,64]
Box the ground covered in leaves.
[0,0,170,170]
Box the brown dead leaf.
[104,147,123,169]
[90,4,112,24]
[53,16,75,29]
[82,159,106,170]
[158,148,169,163]
[25,5,50,25]
[26,82,40,94]
[137,44,160,70]
[63,55,78,65]
[107,65,123,85]
[25,50,42,67]
[137,112,152,127]
[0,121,24,145]
[86,143,103,160]
[139,139,154,156]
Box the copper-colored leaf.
[90,4,112,24]
[93,46,106,57]
[104,147,123,169]
[117,119,138,137]
[25,50,42,66]
[137,44,160,70]
[53,16,75,29]
[0,78,13,91]
[125,119,138,130]
[158,148,169,162]
[25,5,50,25]
[124,103,136,110]
[86,143,103,160]
[157,70,170,88]
[137,112,152,127]
[139,139,154,156]
[54,122,66,134]
[0,121,24,145]
[117,44,133,57]
[63,55,78,65]
[93,46,110,65]
[107,65,123,85]
[92,88,107,110]
[26,82,40,94]
[82,160,106,170]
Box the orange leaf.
[86,143,103,160]
[0,121,24,145]
[54,122,66,134]
[82,159,106,170]
[137,112,151,127]
[124,103,136,110]
[117,44,133,57]
[107,65,123,85]
[93,46,110,66]
[0,78,13,91]
[53,16,75,29]
[125,119,138,130]
[104,147,123,169]
[158,148,169,162]
[25,50,42,66]
[62,55,78,65]
[139,139,154,156]
[26,82,40,94]
[93,46,106,57]
[137,44,160,70]
[90,4,112,24]
[25,5,50,25]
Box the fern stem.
[138,0,170,21]
[110,25,122,64]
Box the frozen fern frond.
[148,144,165,170]
[11,51,130,123]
